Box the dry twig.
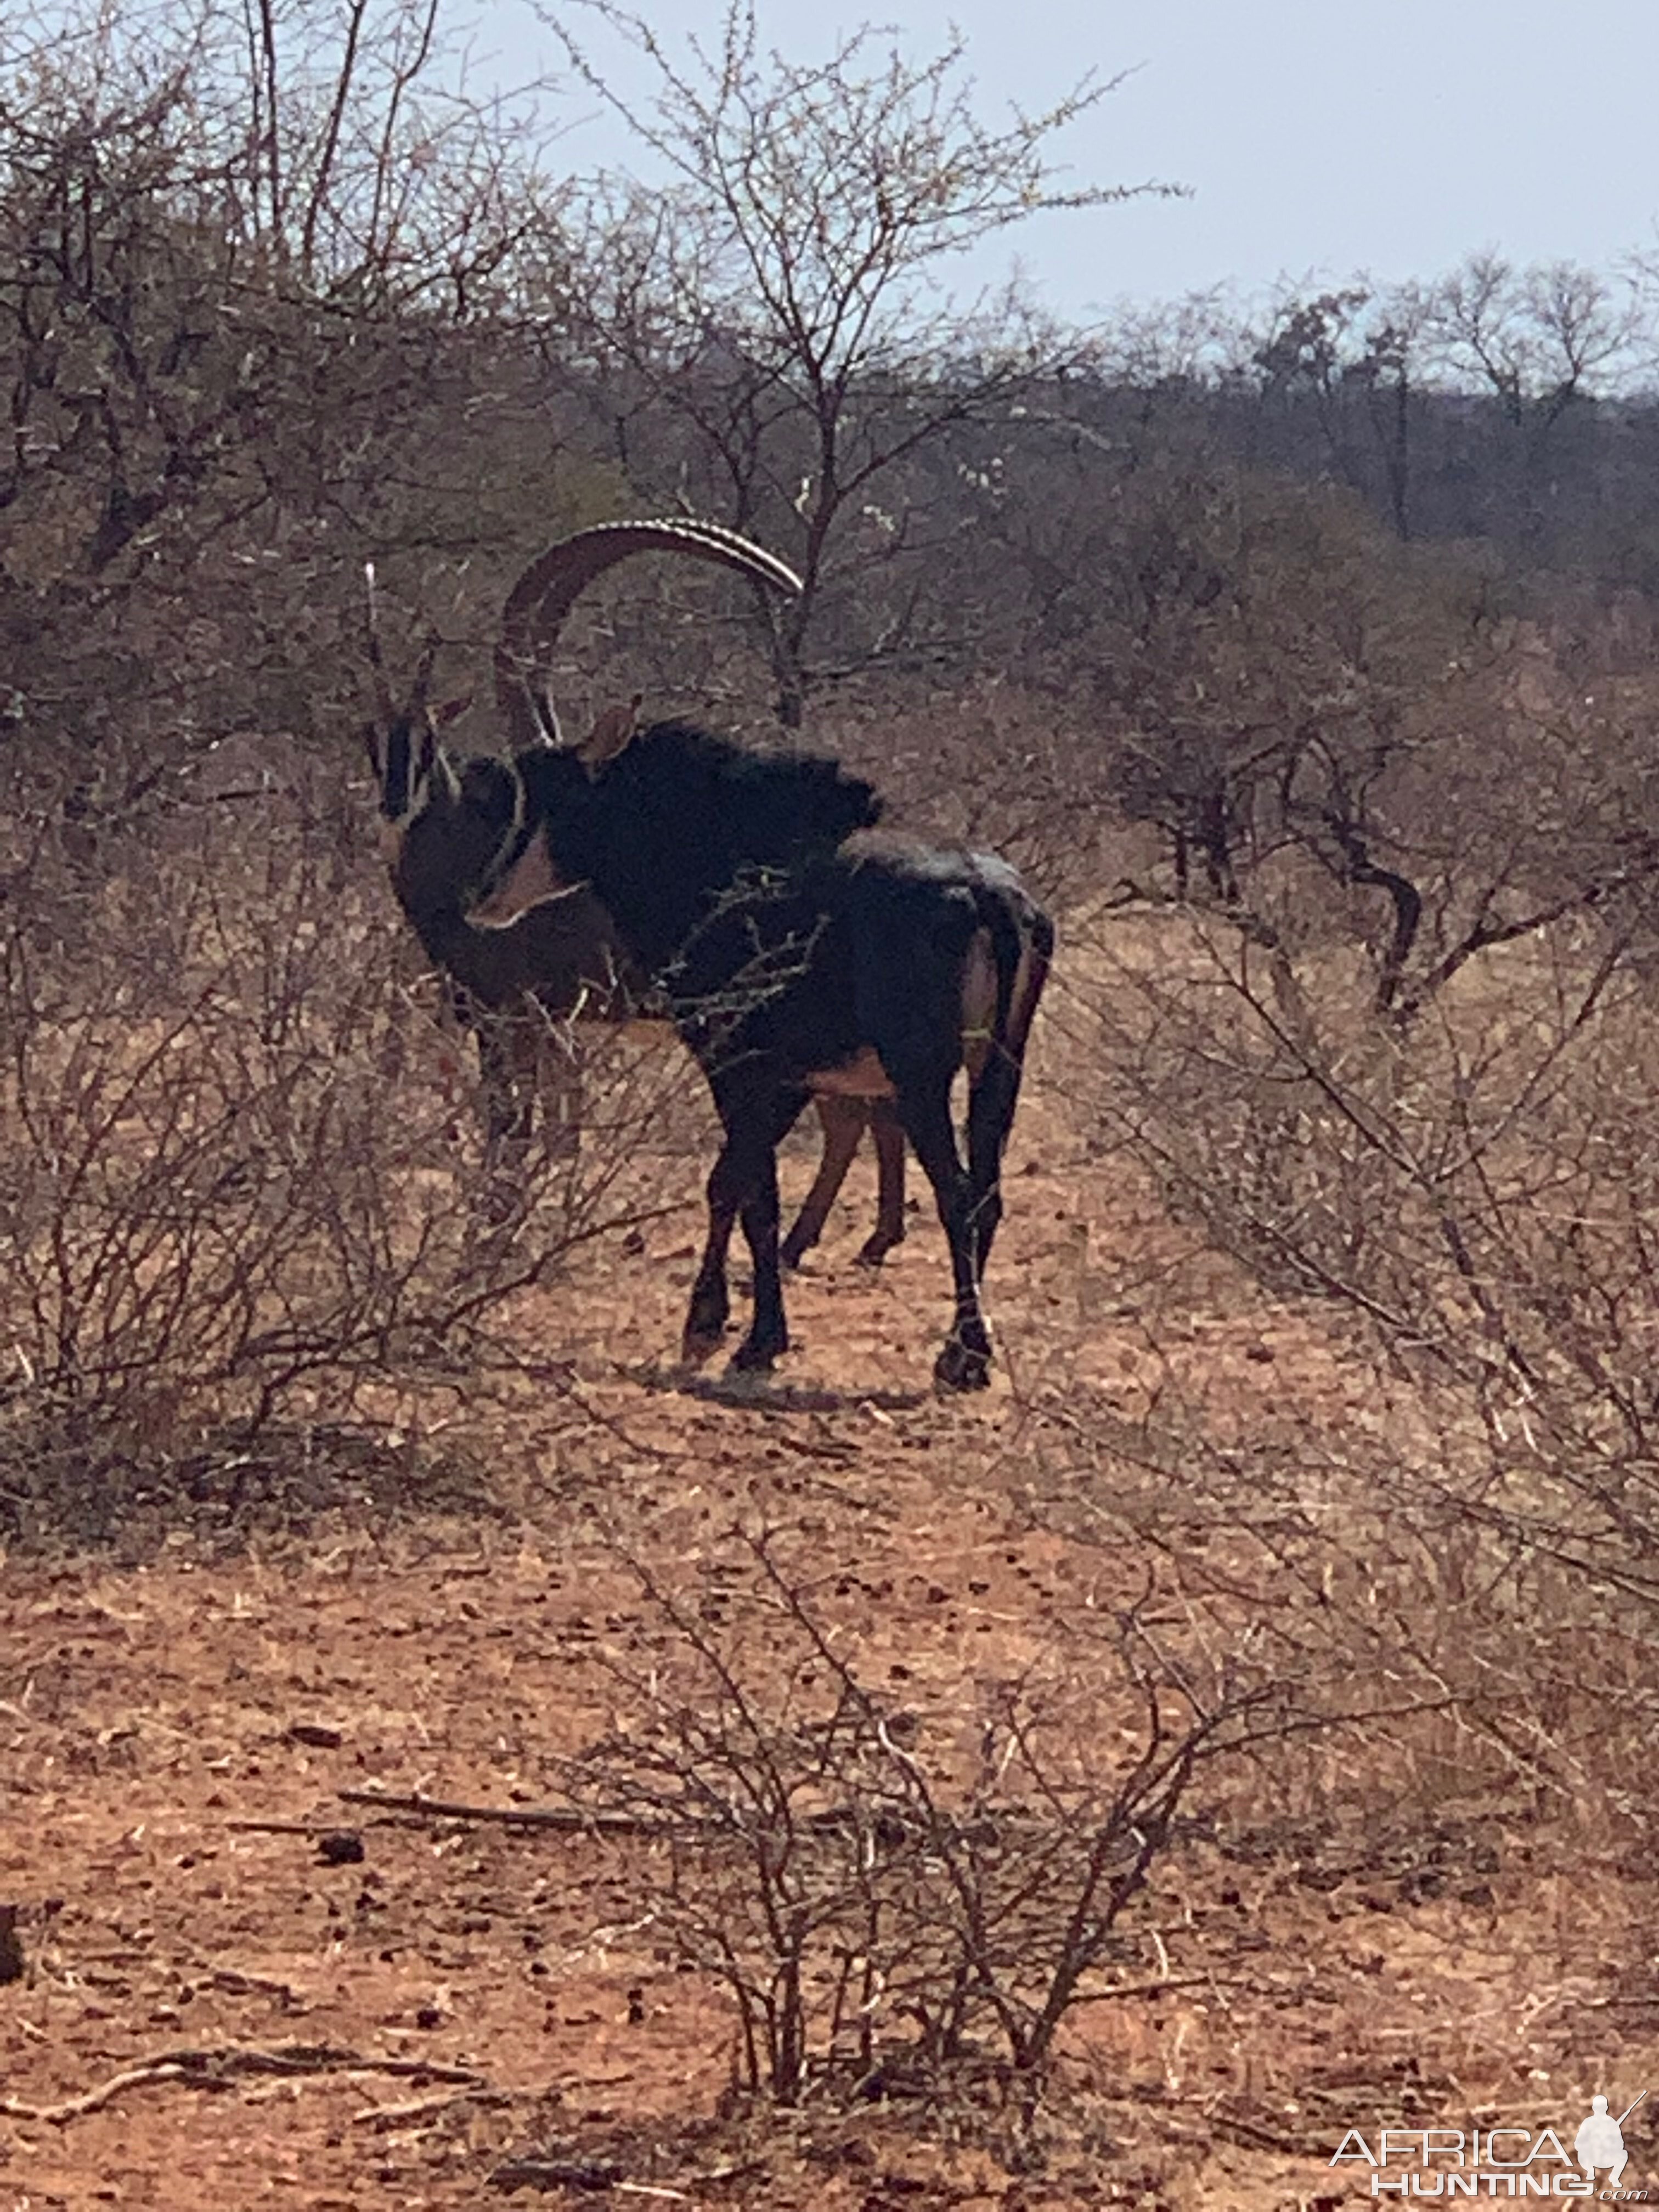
[352,2086,513,2131]
[0,2042,488,2126]
[339,1787,668,1832]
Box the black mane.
[516,720,883,973]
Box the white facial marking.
[467,829,571,929]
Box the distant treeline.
[3,0,1657,797]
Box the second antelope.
[366,517,1054,1391]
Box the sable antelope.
[392,518,1054,1390]
[362,523,909,1254]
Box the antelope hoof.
[854,1230,902,1267]
[934,1333,991,1392]
[780,1228,814,1270]
[681,1288,730,1362]
[731,1327,787,1373]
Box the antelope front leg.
[683,1144,742,1360]
[731,1147,788,1371]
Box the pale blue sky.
[494,0,1659,320]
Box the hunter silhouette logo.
[1330,2088,1649,2195]
[1577,2091,1646,2191]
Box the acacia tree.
[1424,253,1642,426]
[1417,255,1636,552]
[540,0,1175,723]
[0,0,589,795]
[1248,284,1437,540]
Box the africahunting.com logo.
[1331,2090,1649,2197]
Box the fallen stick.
[351,2086,512,2132]
[0,2042,488,2126]
[487,2160,757,2197]
[337,1786,1064,1849]
[1071,1973,1249,2004]
[338,1788,668,1834]
[1,2061,190,2124]
[224,1818,332,1837]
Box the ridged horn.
[493,518,803,751]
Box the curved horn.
[493,517,803,751]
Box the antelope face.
[379,736,523,930]
[370,712,438,865]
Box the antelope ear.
[577,692,644,774]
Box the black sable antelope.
[363,521,907,1251]
[436,524,1054,1391]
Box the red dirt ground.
[4,1074,1656,2210]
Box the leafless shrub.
[0,769,691,1544]
[544,0,1172,727]
[1063,868,1659,1848]
[549,1527,1317,2110]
